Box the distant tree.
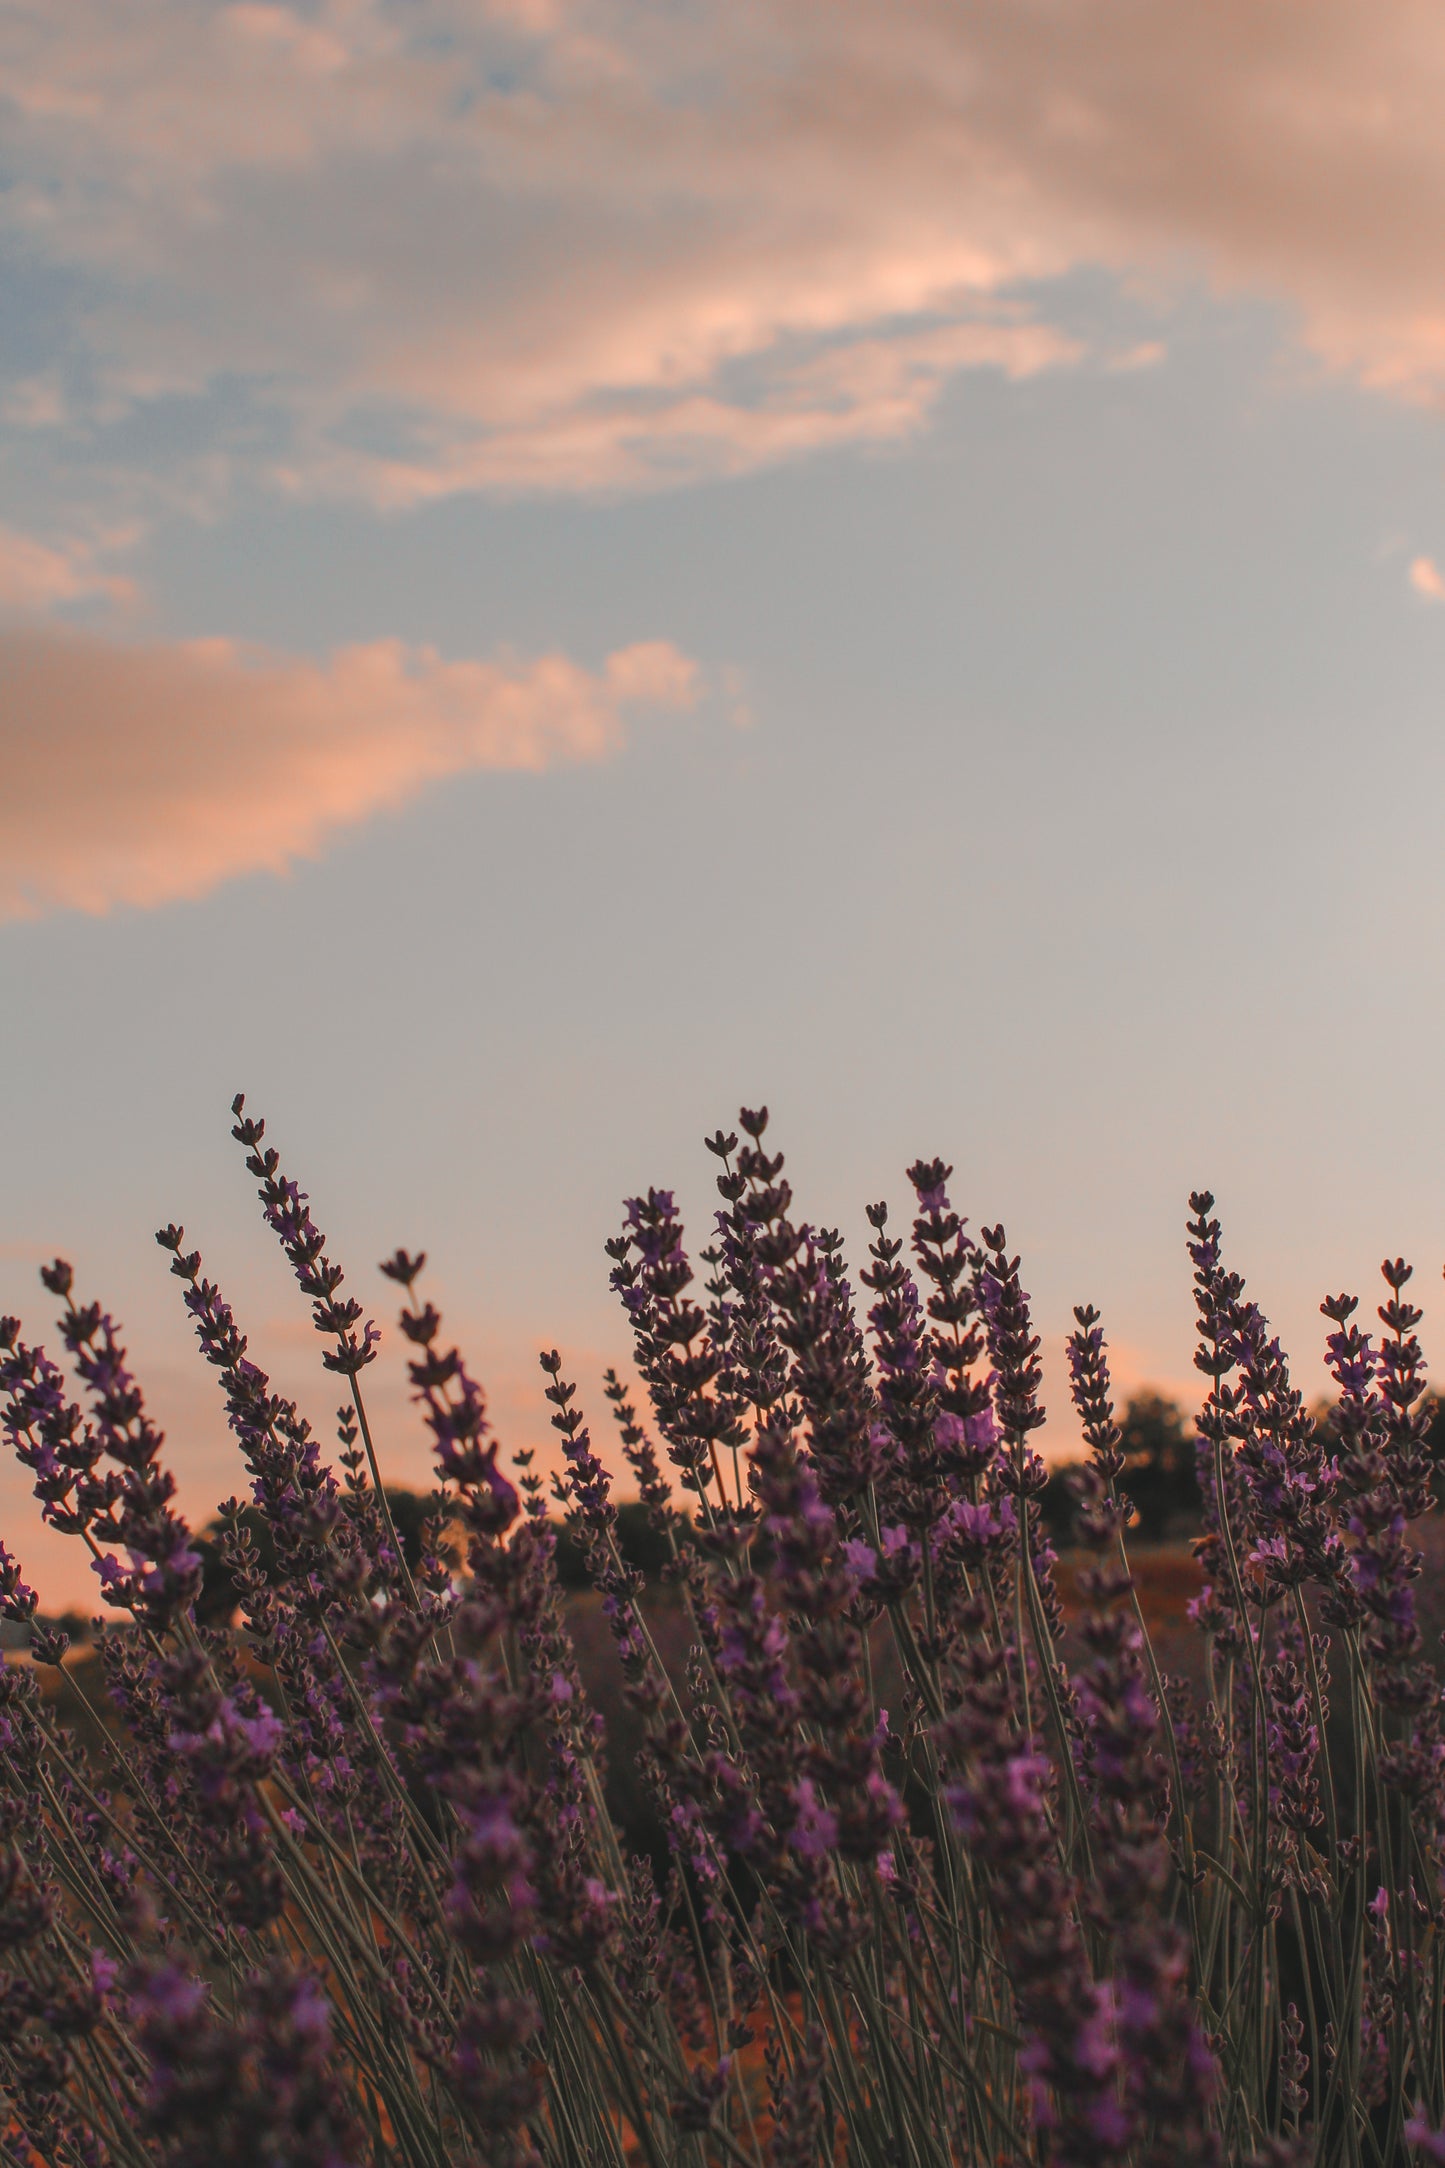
[1115,1391,1197,1541]
[1311,1389,1445,1495]
[195,1486,445,1627]
[552,1499,682,1588]
[195,1488,681,1618]
[1042,1390,1198,1546]
[1426,1392,1445,1488]
[1044,1390,1445,1549]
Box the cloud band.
[0,625,698,919]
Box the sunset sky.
[7,1,1445,1606]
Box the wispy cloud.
[8,1,1443,506]
[1108,343,1168,375]
[1410,555,1445,600]
[0,524,135,612]
[285,317,1083,504]
[0,626,698,919]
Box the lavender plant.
[0,1099,1441,2165]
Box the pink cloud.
[1410,554,1445,600]
[0,625,699,919]
[6,2,1445,500]
[0,524,135,612]
[298,317,1084,503]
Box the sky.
[7,0,1445,1607]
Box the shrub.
[551,1499,686,1590]
[1041,1390,1199,1546]
[0,1098,1439,2166]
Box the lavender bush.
[0,1098,1441,2166]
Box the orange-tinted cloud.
[0,625,698,919]
[9,2,1443,500]
[1410,554,1445,600]
[0,524,134,611]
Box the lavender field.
[0,1098,1439,2167]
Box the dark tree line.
[1042,1389,1445,1546]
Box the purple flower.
[1406,2114,1445,2160]
[841,1538,877,1584]
[787,1780,838,1860]
[0,1539,37,1626]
